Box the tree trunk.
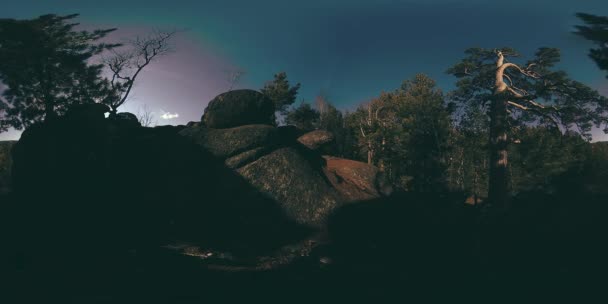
[487,94,509,210]
[486,50,517,212]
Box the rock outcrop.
[9,103,309,258]
[179,124,279,159]
[225,147,270,169]
[237,148,342,225]
[297,130,334,150]
[183,90,391,225]
[110,112,141,128]
[202,89,275,128]
[9,91,390,260]
[323,156,393,202]
[179,125,354,226]
[179,124,391,225]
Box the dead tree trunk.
[487,50,513,210]
[360,103,375,165]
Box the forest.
[1,10,608,303]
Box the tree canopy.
[284,102,319,131]
[575,13,608,78]
[448,47,608,138]
[0,14,118,131]
[261,72,301,117]
[345,74,452,191]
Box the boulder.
[202,89,275,128]
[323,156,392,202]
[237,147,342,226]
[225,147,270,169]
[179,124,280,159]
[0,141,16,193]
[186,121,200,128]
[110,112,141,128]
[297,130,335,150]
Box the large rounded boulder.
[202,89,275,129]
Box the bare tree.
[103,30,176,115]
[357,98,393,165]
[137,104,156,127]
[359,102,376,165]
[315,90,330,117]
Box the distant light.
[161,112,179,120]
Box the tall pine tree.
[448,47,608,210]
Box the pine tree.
[448,47,608,210]
[284,102,319,131]
[0,14,118,131]
[261,72,301,119]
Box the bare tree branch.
[103,30,177,114]
[507,101,529,110]
[137,104,156,127]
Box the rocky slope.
[181,89,389,225]
[7,89,388,262]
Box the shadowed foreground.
[2,188,607,302]
[1,103,607,303]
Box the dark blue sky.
[1,0,607,140]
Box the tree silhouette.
[136,104,156,127]
[103,30,176,115]
[261,72,301,118]
[0,14,118,131]
[285,102,319,131]
[575,13,608,78]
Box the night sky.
[1,0,607,141]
